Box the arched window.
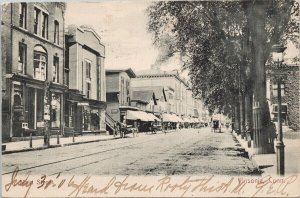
[33,45,47,80]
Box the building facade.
[130,89,157,112]
[2,2,66,142]
[131,69,203,119]
[64,25,106,134]
[131,86,167,115]
[266,64,300,130]
[105,68,136,133]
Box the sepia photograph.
[1,0,300,197]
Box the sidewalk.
[233,129,300,175]
[1,129,179,155]
[2,134,120,155]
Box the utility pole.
[44,82,51,147]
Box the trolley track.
[2,138,156,175]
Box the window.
[65,103,74,127]
[41,13,48,39]
[53,56,59,83]
[86,82,91,98]
[33,46,47,81]
[120,77,124,104]
[19,3,27,29]
[54,20,59,44]
[85,60,91,79]
[51,93,61,128]
[33,8,40,34]
[272,104,287,113]
[34,7,48,39]
[272,83,285,96]
[18,43,26,73]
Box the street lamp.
[271,44,287,176]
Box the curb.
[231,131,263,173]
[2,136,121,155]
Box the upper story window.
[33,45,47,81]
[19,3,27,29]
[54,20,59,44]
[120,77,124,104]
[34,8,40,34]
[53,55,59,83]
[126,80,130,96]
[272,104,287,113]
[86,82,91,99]
[18,42,27,74]
[85,60,91,80]
[272,82,285,97]
[34,7,48,39]
[41,13,48,39]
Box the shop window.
[83,108,91,131]
[65,103,74,128]
[54,20,59,44]
[19,3,27,29]
[33,45,47,81]
[53,55,59,83]
[272,83,285,97]
[18,43,27,73]
[51,93,61,128]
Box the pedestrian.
[176,121,180,132]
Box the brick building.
[64,25,106,134]
[266,64,300,130]
[1,2,66,142]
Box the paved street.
[2,128,260,176]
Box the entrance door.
[12,94,24,136]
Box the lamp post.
[271,44,287,176]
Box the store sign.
[78,102,89,106]
[22,122,28,129]
[111,109,119,114]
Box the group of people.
[114,117,210,137]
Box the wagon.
[211,120,220,133]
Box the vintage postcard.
[1,0,300,197]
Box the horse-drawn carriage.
[211,119,221,133]
[115,122,138,138]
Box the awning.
[147,113,160,121]
[126,110,154,121]
[183,117,190,123]
[170,114,184,123]
[162,114,174,122]
[139,111,155,121]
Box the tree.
[147,0,298,153]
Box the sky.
[65,1,182,73]
[65,1,299,73]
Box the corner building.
[2,3,66,142]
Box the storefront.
[3,76,67,139]
[82,99,106,133]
